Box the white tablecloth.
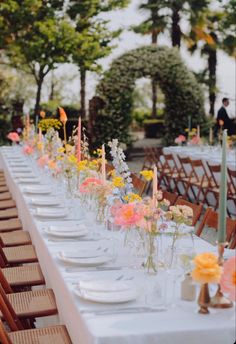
[0,146,235,344]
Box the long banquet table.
[0,146,235,344]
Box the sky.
[43,0,236,117]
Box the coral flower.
[59,107,67,124]
[191,252,222,284]
[23,145,34,155]
[113,203,143,227]
[37,155,49,168]
[7,132,20,142]
[40,110,46,118]
[79,178,103,194]
[220,256,236,301]
[175,135,186,144]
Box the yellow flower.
[88,159,100,170]
[140,170,154,181]
[58,147,65,153]
[124,193,142,203]
[68,154,77,165]
[93,148,102,157]
[112,176,125,188]
[185,128,189,132]
[191,252,222,284]
[37,142,43,151]
[78,160,87,171]
[108,169,116,177]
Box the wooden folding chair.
[175,198,203,226]
[0,193,12,202]
[0,245,38,268]
[131,173,147,196]
[0,201,16,211]
[175,155,194,199]
[1,264,45,291]
[0,181,7,187]
[0,230,31,247]
[0,284,58,329]
[0,209,18,220]
[158,153,178,191]
[0,187,9,194]
[187,159,211,204]
[196,208,236,248]
[0,319,72,344]
[227,167,236,217]
[161,190,178,206]
[0,219,22,233]
[206,163,220,210]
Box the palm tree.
[132,0,167,118]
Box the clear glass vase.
[143,232,158,275]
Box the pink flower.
[7,132,20,142]
[79,178,103,194]
[112,203,144,228]
[175,135,186,144]
[190,135,201,145]
[23,145,34,155]
[220,256,236,301]
[37,155,49,168]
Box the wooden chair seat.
[0,219,22,233]
[0,231,31,247]
[0,182,7,187]
[0,187,9,193]
[0,209,18,220]
[162,190,178,206]
[2,264,45,288]
[3,245,38,265]
[5,289,57,318]
[0,193,12,201]
[8,325,72,344]
[0,200,16,210]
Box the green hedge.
[92,45,205,147]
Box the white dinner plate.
[18,178,40,184]
[30,197,62,206]
[9,163,28,167]
[74,286,138,303]
[23,186,52,194]
[57,251,111,266]
[44,224,88,238]
[33,208,67,219]
[11,168,33,173]
[77,279,135,293]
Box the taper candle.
[101,144,106,182]
[197,125,200,138]
[77,117,81,163]
[152,165,157,205]
[209,128,213,145]
[38,128,42,142]
[218,129,227,243]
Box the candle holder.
[210,242,233,308]
[198,283,210,314]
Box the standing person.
[216,98,234,135]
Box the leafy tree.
[132,0,167,118]
[187,10,224,116]
[220,0,236,58]
[0,0,77,120]
[67,0,130,118]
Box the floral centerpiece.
[175,135,186,146]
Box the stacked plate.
[33,207,67,219]
[23,185,52,195]
[74,279,138,303]
[30,197,62,206]
[44,224,87,238]
[57,248,111,267]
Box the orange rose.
[191,252,222,284]
[59,107,67,124]
[40,110,46,118]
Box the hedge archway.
[93,45,205,147]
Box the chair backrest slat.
[162,191,178,206]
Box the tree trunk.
[34,77,43,124]
[80,68,86,118]
[151,29,158,118]
[171,9,181,48]
[207,43,217,117]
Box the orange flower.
[219,119,224,126]
[59,107,67,124]
[191,252,222,284]
[40,110,46,118]
[220,256,236,301]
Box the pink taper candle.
[101,144,106,182]
[38,128,42,142]
[77,117,81,163]
[152,165,157,205]
[197,125,200,138]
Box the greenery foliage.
[93,45,205,147]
